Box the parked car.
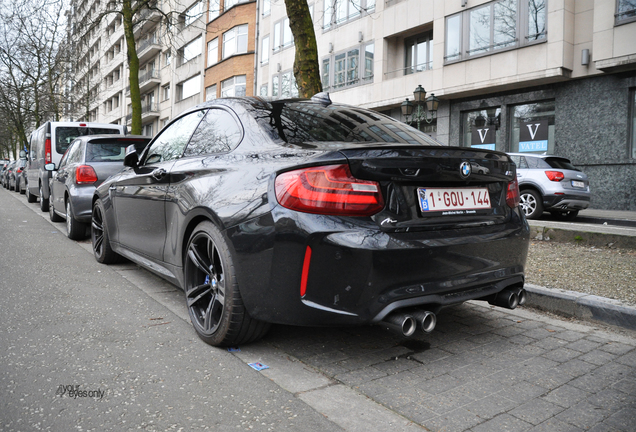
[46,135,151,240]
[17,160,28,194]
[9,158,27,193]
[507,153,590,220]
[91,95,529,347]
[26,121,127,211]
[2,161,16,189]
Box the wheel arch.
[180,208,227,269]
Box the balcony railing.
[125,103,159,122]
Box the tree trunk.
[122,0,142,135]
[284,0,322,98]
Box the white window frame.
[262,0,271,16]
[209,0,220,21]
[206,84,217,101]
[180,74,200,100]
[261,35,270,64]
[185,1,203,27]
[207,37,219,67]
[181,36,202,64]
[221,75,246,97]
[222,24,248,59]
[273,17,293,52]
[321,42,374,92]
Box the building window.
[262,0,271,16]
[179,75,200,100]
[273,18,293,52]
[272,75,279,97]
[164,50,171,66]
[275,71,298,97]
[209,0,220,21]
[405,31,433,74]
[445,0,546,63]
[260,84,268,96]
[630,89,636,158]
[616,0,636,25]
[261,35,270,64]
[510,100,555,154]
[142,123,153,137]
[185,1,203,26]
[206,84,217,101]
[181,36,202,64]
[323,0,375,29]
[221,75,246,97]
[207,38,218,67]
[163,84,170,101]
[461,108,502,151]
[224,0,248,11]
[222,24,248,59]
[321,42,374,91]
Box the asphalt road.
[2,188,636,432]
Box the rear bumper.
[544,194,590,211]
[229,207,530,326]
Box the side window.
[184,109,243,156]
[518,156,529,169]
[60,140,81,168]
[143,110,207,165]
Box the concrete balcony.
[125,103,159,123]
[137,36,161,64]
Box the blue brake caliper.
[204,275,210,285]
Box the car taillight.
[545,171,564,182]
[45,138,52,164]
[76,165,98,184]
[275,164,384,216]
[506,178,520,208]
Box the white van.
[26,121,126,211]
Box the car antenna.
[310,92,332,106]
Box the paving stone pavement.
[262,301,636,432]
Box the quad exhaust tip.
[487,287,527,310]
[410,310,437,333]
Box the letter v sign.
[477,128,490,143]
[526,124,540,140]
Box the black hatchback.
[91,95,530,347]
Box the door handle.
[152,168,167,181]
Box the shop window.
[461,107,502,151]
[445,0,546,63]
[510,100,555,153]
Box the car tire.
[519,189,543,220]
[20,182,26,194]
[550,210,579,221]
[49,200,64,222]
[39,184,49,212]
[66,200,87,240]
[91,199,123,264]
[26,185,38,203]
[184,221,270,347]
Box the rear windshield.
[539,157,580,171]
[247,100,438,146]
[85,140,148,162]
[55,127,120,154]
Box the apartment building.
[257,0,636,210]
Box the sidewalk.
[524,208,636,331]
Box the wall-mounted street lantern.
[401,85,439,130]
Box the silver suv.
[508,153,590,221]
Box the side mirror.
[19,150,27,159]
[45,163,56,171]
[123,144,139,168]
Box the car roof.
[507,153,570,160]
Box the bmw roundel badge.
[460,161,471,178]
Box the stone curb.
[524,283,636,331]
[527,224,636,249]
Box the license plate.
[571,180,585,188]
[418,187,491,212]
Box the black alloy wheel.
[91,199,122,264]
[49,199,64,222]
[519,189,543,220]
[184,221,270,347]
[66,200,87,240]
[39,184,49,212]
